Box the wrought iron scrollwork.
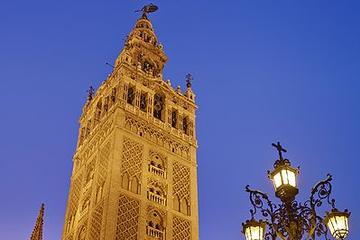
[245,174,335,240]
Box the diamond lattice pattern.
[115,195,140,240]
[173,161,191,201]
[121,137,143,178]
[173,215,191,240]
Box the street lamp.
[243,219,266,240]
[242,142,350,240]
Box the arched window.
[147,184,166,206]
[181,198,190,215]
[147,211,165,238]
[130,177,139,194]
[140,92,147,112]
[153,93,165,121]
[127,86,135,105]
[183,116,189,135]
[111,88,117,103]
[173,195,180,212]
[148,154,166,178]
[121,173,129,190]
[171,109,178,128]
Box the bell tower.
[61,7,199,240]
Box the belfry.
[61,6,199,240]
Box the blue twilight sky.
[0,0,359,239]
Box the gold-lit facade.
[61,12,199,240]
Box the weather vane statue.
[135,3,159,15]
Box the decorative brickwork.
[125,115,191,158]
[173,215,191,240]
[88,202,103,240]
[121,137,143,178]
[68,173,83,217]
[173,161,191,202]
[115,195,140,240]
[97,141,111,191]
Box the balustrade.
[147,191,167,206]
[146,226,164,239]
[149,165,166,178]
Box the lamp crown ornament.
[271,141,291,168]
[242,142,350,240]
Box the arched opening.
[173,195,180,212]
[181,198,190,216]
[111,88,117,103]
[171,109,178,128]
[182,116,189,135]
[140,92,147,112]
[153,93,165,121]
[148,154,166,178]
[127,86,135,105]
[121,173,129,190]
[147,184,166,206]
[147,210,165,239]
[130,177,139,194]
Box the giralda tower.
[61,7,199,240]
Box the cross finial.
[272,141,287,161]
[186,73,193,88]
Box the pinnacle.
[30,203,45,240]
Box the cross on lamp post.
[272,142,287,161]
[242,142,350,240]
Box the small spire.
[30,203,45,240]
[185,73,193,88]
[87,86,95,102]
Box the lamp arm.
[315,215,331,240]
[246,186,283,240]
[309,174,336,211]
[245,185,275,218]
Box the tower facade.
[61,12,198,240]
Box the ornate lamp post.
[242,142,350,240]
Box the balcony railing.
[146,226,164,239]
[149,165,166,178]
[147,191,167,206]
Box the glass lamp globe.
[268,163,299,201]
[324,209,350,240]
[242,219,266,240]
